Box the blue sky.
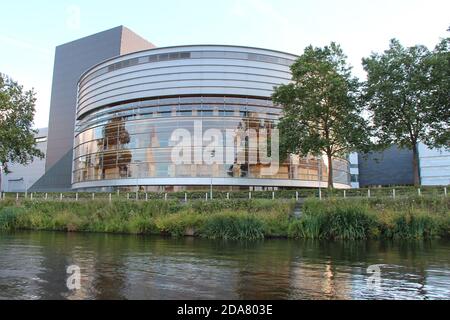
[0,0,449,128]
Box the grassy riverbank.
[290,196,449,240]
[0,196,448,240]
[0,199,294,240]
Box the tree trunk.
[327,154,334,189]
[412,143,421,187]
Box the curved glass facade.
[73,45,350,190]
[73,95,350,189]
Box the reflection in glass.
[73,96,350,187]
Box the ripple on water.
[0,232,449,300]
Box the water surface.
[0,231,449,300]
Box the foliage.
[362,38,450,185]
[200,212,265,240]
[0,197,448,240]
[0,74,44,174]
[273,42,371,188]
[289,199,377,240]
[292,197,449,240]
[155,212,206,237]
[0,207,24,230]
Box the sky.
[0,0,448,129]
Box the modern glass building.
[73,45,351,191]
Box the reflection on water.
[0,231,449,300]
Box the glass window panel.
[180,52,191,59]
[169,52,180,60]
[158,53,169,61]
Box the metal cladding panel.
[31,26,153,192]
[120,26,156,54]
[358,145,414,187]
[45,26,124,171]
[78,70,290,105]
[73,178,351,190]
[78,65,290,100]
[76,45,297,118]
[419,143,450,186]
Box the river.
[0,231,449,300]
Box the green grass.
[288,200,378,240]
[289,196,449,240]
[0,196,448,240]
[0,199,295,240]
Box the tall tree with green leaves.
[273,43,370,189]
[362,38,449,186]
[428,36,450,148]
[0,73,44,190]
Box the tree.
[0,73,44,190]
[362,38,449,186]
[428,37,450,148]
[273,43,370,189]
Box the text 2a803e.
[221,304,273,316]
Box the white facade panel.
[77,46,295,118]
[0,128,48,192]
[78,72,290,104]
[79,65,291,98]
[419,143,450,186]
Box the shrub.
[0,207,24,230]
[288,214,322,239]
[294,199,378,240]
[200,212,265,240]
[126,215,158,234]
[155,213,206,237]
[53,210,85,232]
[380,211,440,239]
[325,205,377,240]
